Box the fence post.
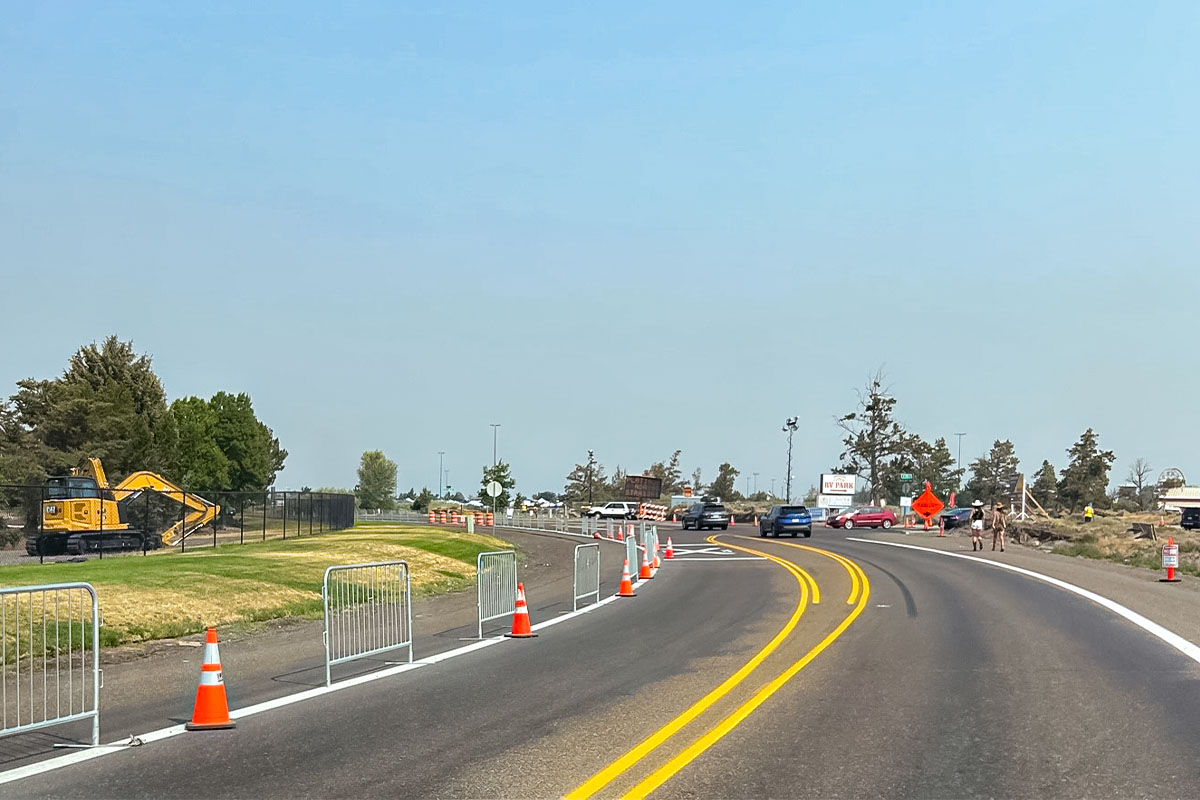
[308,492,313,537]
[282,493,287,540]
[262,491,268,542]
[239,495,245,545]
[143,489,149,556]
[180,490,187,553]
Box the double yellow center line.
[565,537,870,800]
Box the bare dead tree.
[1128,458,1153,510]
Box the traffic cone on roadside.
[616,529,624,542]
[753,516,759,527]
[617,559,636,597]
[505,582,537,638]
[672,513,677,523]
[664,537,675,559]
[639,548,653,580]
[593,530,601,539]
[938,516,945,537]
[185,628,235,731]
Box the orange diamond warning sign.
[911,485,944,520]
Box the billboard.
[624,475,664,501]
[820,474,856,496]
[818,493,854,509]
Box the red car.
[827,507,897,530]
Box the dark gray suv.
[681,502,730,531]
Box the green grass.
[0,524,512,649]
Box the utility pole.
[955,433,966,474]
[437,452,445,500]
[753,472,759,495]
[490,424,500,466]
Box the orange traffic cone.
[638,549,653,580]
[617,558,636,597]
[729,514,735,527]
[672,513,677,523]
[505,582,537,638]
[616,529,624,542]
[753,515,759,526]
[593,530,601,539]
[664,537,675,559]
[185,628,235,731]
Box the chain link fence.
[0,484,355,560]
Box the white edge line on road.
[846,537,1200,665]
[667,557,767,562]
[0,573,659,787]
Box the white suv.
[585,501,639,519]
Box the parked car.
[939,507,973,529]
[681,502,730,531]
[585,501,639,519]
[759,505,812,538]
[827,507,897,530]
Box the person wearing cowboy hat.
[969,500,986,551]
[991,501,1008,552]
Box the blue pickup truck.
[758,505,813,538]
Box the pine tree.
[964,440,1020,505]
[1057,429,1115,511]
[1030,460,1058,509]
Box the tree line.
[0,336,286,494]
[836,370,1156,512]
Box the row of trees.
[0,337,286,493]
[836,371,1128,512]
[354,450,519,512]
[561,449,744,505]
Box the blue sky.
[2,2,1197,498]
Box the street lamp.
[954,433,966,473]
[782,417,799,503]
[489,424,501,518]
[437,451,445,500]
[753,472,759,495]
[587,450,596,506]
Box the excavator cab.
[42,474,126,536]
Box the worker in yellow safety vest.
[1084,503,1094,523]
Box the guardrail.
[573,543,601,611]
[0,582,100,746]
[477,550,518,638]
[322,562,412,686]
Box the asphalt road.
[8,523,1200,798]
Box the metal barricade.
[573,543,601,611]
[626,533,639,576]
[477,550,518,638]
[0,583,100,746]
[646,526,658,566]
[322,561,412,686]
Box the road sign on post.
[485,481,502,498]
[911,483,944,522]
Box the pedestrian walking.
[992,501,1008,552]
[969,499,985,551]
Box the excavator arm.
[113,472,220,546]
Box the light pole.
[771,477,776,498]
[782,416,799,503]
[954,433,966,473]
[437,451,445,500]
[489,424,501,518]
[587,450,596,506]
[753,472,759,496]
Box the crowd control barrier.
[322,561,412,686]
[477,550,518,638]
[0,582,100,746]
[573,543,601,611]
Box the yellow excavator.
[28,458,220,555]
